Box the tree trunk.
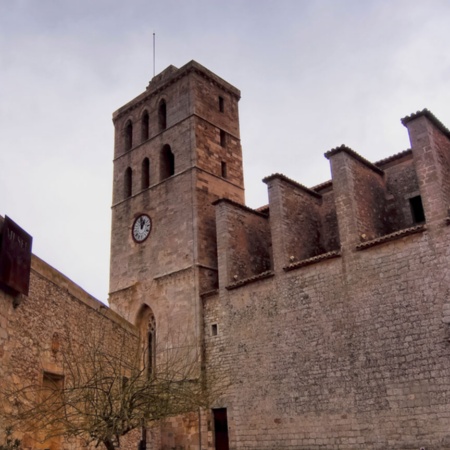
[103,438,117,450]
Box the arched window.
[124,167,132,198]
[142,158,150,189]
[124,120,133,151]
[136,305,156,379]
[160,145,175,180]
[158,99,167,131]
[141,110,149,142]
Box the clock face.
[132,214,152,243]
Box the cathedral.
[2,60,450,449]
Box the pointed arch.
[160,144,175,180]
[136,305,156,378]
[124,120,133,151]
[141,110,149,142]
[158,99,167,131]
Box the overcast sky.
[1,0,449,303]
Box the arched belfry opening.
[136,305,156,378]
[142,157,150,189]
[124,120,133,151]
[158,99,167,131]
[160,144,175,180]
[141,110,149,142]
[124,167,132,199]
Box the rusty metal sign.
[0,216,33,296]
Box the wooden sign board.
[0,216,33,296]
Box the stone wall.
[204,109,450,449]
[0,251,139,450]
[215,199,272,286]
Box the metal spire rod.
[153,32,156,77]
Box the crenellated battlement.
[212,109,450,290]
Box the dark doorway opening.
[213,408,229,450]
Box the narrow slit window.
[409,195,425,224]
[147,331,153,377]
[219,96,224,113]
[146,313,156,379]
[211,324,218,336]
[221,161,227,178]
[220,129,226,147]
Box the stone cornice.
[113,60,241,122]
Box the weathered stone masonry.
[0,217,140,450]
[3,60,450,450]
[106,61,450,449]
[204,108,450,449]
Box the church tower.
[108,61,244,361]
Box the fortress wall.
[379,151,421,232]
[264,175,340,273]
[205,209,450,449]
[318,185,341,254]
[215,199,272,287]
[205,110,450,449]
[264,175,323,270]
[0,254,139,450]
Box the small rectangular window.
[220,129,226,147]
[221,161,227,178]
[211,324,218,336]
[409,195,425,224]
[219,96,224,113]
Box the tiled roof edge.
[374,149,412,167]
[356,224,426,250]
[263,173,322,199]
[212,198,269,218]
[283,250,341,272]
[401,109,450,140]
[325,145,384,175]
[200,289,219,299]
[226,271,274,290]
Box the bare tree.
[0,323,224,450]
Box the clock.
[132,214,152,243]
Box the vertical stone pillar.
[214,198,272,285]
[264,176,287,273]
[402,109,450,225]
[325,145,386,250]
[214,199,233,289]
[264,174,323,272]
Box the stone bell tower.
[108,61,244,357]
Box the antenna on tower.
[152,32,156,78]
